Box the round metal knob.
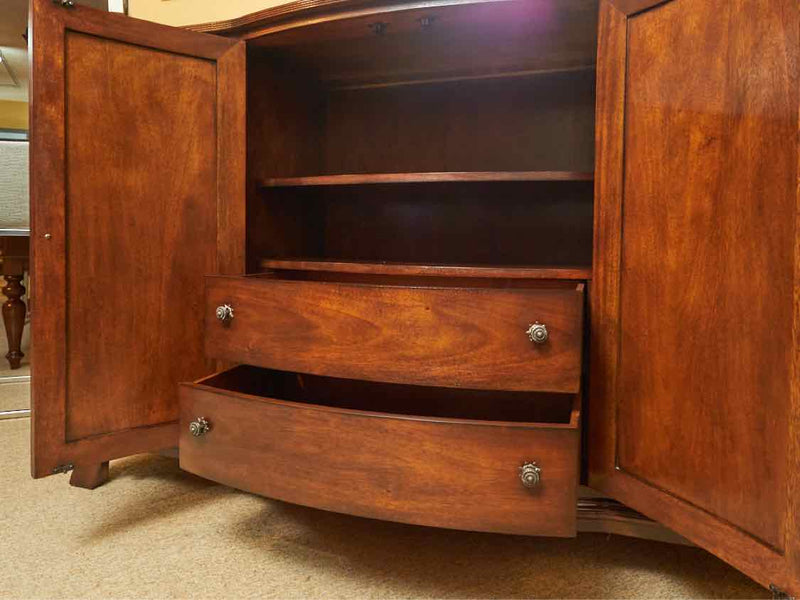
[519,462,542,488]
[215,304,234,325]
[189,417,210,437]
[526,322,549,344]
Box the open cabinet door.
[29,0,245,485]
[590,0,800,594]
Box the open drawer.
[179,366,581,537]
[204,274,584,393]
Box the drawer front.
[179,380,579,537]
[205,276,584,392]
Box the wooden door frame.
[29,0,245,481]
[589,0,800,594]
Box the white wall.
[128,0,290,27]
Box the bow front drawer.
[179,366,580,536]
[204,275,584,393]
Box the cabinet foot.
[69,461,110,489]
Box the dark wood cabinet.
[29,0,245,479]
[28,0,800,594]
[589,0,800,593]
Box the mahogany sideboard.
[29,0,800,595]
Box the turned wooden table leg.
[2,274,26,370]
[70,462,110,489]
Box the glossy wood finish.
[63,32,220,442]
[260,259,592,281]
[180,366,581,536]
[245,24,596,274]
[2,275,25,370]
[26,0,800,591]
[262,171,594,187]
[621,0,793,549]
[205,275,584,393]
[590,0,800,593]
[0,235,29,370]
[788,67,800,600]
[30,0,245,478]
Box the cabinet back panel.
[324,72,595,174]
[256,182,593,267]
[322,182,592,265]
[245,51,595,272]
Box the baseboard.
[0,408,30,420]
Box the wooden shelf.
[259,259,592,280]
[260,171,594,189]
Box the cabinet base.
[577,488,691,546]
[69,462,110,490]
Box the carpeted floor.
[0,381,29,412]
[0,315,30,382]
[0,417,767,599]
[0,318,30,413]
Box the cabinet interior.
[203,366,580,425]
[245,0,598,273]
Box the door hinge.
[52,463,74,474]
[770,584,794,600]
[53,0,76,8]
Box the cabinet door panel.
[30,0,245,477]
[590,0,800,594]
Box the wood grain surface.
[179,366,580,536]
[205,275,584,392]
[30,0,245,478]
[262,171,594,187]
[589,0,800,593]
[260,259,592,280]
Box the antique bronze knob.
[526,322,549,344]
[189,417,210,437]
[519,462,542,488]
[215,304,234,325]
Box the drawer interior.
[182,364,581,536]
[200,365,579,427]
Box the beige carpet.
[0,315,30,413]
[0,381,29,412]
[0,313,30,382]
[0,418,767,599]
